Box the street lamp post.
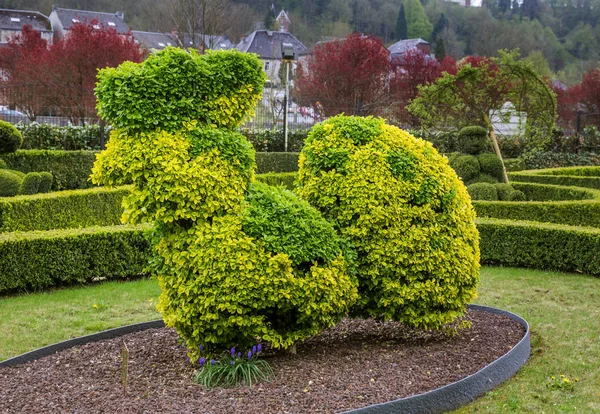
[281,42,296,152]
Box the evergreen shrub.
[478,152,504,181]
[450,154,480,182]
[468,173,498,184]
[0,121,22,154]
[297,115,480,330]
[0,170,22,197]
[0,159,6,169]
[38,172,53,193]
[467,182,498,200]
[457,125,488,155]
[20,172,41,195]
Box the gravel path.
[0,309,525,413]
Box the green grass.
[0,278,161,361]
[455,267,600,413]
[1,267,599,412]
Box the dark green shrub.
[411,129,458,153]
[458,126,488,155]
[509,189,526,201]
[19,172,41,195]
[298,115,480,330]
[478,153,504,181]
[467,182,498,201]
[0,120,22,154]
[0,170,22,197]
[504,158,525,172]
[2,150,96,190]
[450,154,480,182]
[0,224,151,294]
[519,151,600,170]
[16,123,109,151]
[255,172,296,190]
[478,218,600,276]
[468,173,498,185]
[0,159,6,169]
[38,172,53,193]
[494,183,515,201]
[243,130,307,152]
[255,152,299,173]
[0,186,129,233]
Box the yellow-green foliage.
[92,48,357,358]
[297,115,480,330]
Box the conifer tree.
[395,4,408,41]
[404,0,433,40]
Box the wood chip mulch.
[0,309,525,414]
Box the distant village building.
[387,38,430,60]
[235,30,307,86]
[49,7,129,40]
[131,31,178,53]
[275,10,291,33]
[443,0,482,6]
[0,8,52,45]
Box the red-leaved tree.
[294,34,392,116]
[0,25,49,120]
[0,21,143,124]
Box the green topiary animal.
[450,154,480,183]
[478,152,504,182]
[297,115,480,330]
[91,47,358,360]
[0,121,23,154]
[20,172,41,195]
[458,125,488,155]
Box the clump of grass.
[194,345,274,388]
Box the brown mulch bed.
[0,309,525,414]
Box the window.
[10,17,20,23]
[108,22,116,27]
[93,24,100,29]
[264,62,270,71]
[167,42,172,46]
[158,43,165,47]
[72,18,80,23]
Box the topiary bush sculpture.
[297,115,480,330]
[91,47,357,360]
[20,172,41,195]
[478,152,504,182]
[0,169,22,197]
[458,125,488,155]
[0,120,22,155]
[450,154,480,183]
[467,182,498,201]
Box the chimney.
[115,11,124,20]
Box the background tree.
[294,34,392,116]
[395,4,408,41]
[409,50,557,183]
[404,0,433,40]
[170,0,228,50]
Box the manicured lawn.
[0,278,161,361]
[1,267,599,412]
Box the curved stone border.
[341,304,530,414]
[0,320,165,367]
[0,304,529,414]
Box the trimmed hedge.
[255,172,296,190]
[510,167,600,190]
[2,150,300,191]
[16,122,107,151]
[255,152,299,173]
[0,224,151,294]
[0,186,130,233]
[2,150,97,190]
[468,182,498,200]
[512,182,596,201]
[478,218,600,275]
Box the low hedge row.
[510,167,600,190]
[511,182,597,201]
[0,186,130,233]
[1,151,301,191]
[0,224,151,294]
[16,123,107,151]
[255,172,297,189]
[478,218,600,275]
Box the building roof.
[181,33,233,50]
[236,30,306,59]
[388,38,429,57]
[51,7,129,33]
[132,31,177,50]
[0,8,51,32]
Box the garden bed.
[0,308,525,413]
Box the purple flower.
[231,347,235,356]
[238,352,241,358]
[247,351,253,359]
[199,357,205,367]
[252,345,257,354]
[257,344,262,353]
[230,360,235,365]
[199,344,203,351]
[210,359,215,365]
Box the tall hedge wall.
[478,218,600,275]
[0,224,151,294]
[0,186,129,233]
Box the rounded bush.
[494,183,514,201]
[0,121,23,154]
[458,125,488,155]
[468,173,498,185]
[450,154,480,183]
[0,169,22,197]
[38,172,53,193]
[20,172,41,195]
[509,189,527,201]
[297,115,480,330]
[468,182,498,201]
[0,159,6,169]
[478,152,504,181]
